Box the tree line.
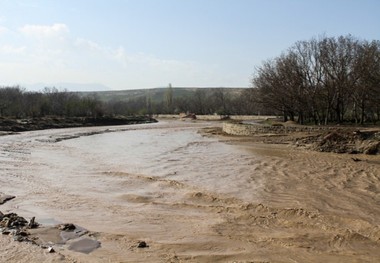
[0,85,262,119]
[88,86,263,117]
[252,35,380,124]
[0,86,103,118]
[158,87,262,116]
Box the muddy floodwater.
[0,120,379,262]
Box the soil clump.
[310,129,380,154]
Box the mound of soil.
[205,124,380,155]
[311,129,380,155]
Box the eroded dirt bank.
[0,116,157,132]
[0,121,379,262]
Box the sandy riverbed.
[0,120,379,262]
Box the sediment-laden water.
[0,120,379,262]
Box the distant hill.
[78,87,246,103]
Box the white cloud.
[112,46,128,65]
[110,47,196,73]
[0,45,26,54]
[0,26,9,35]
[1,23,238,89]
[75,38,102,52]
[19,23,69,38]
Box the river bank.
[0,116,157,132]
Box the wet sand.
[0,120,379,262]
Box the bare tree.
[252,35,379,124]
[165,83,173,114]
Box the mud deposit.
[0,120,379,262]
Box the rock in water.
[137,241,148,248]
[28,216,39,229]
[58,223,76,231]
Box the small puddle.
[67,238,101,254]
[29,223,101,254]
[60,224,88,242]
[36,217,61,226]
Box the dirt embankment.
[0,116,157,133]
[202,125,380,155]
[304,129,380,154]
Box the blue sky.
[0,0,379,91]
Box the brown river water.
[0,120,379,262]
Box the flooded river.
[1,120,379,262]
